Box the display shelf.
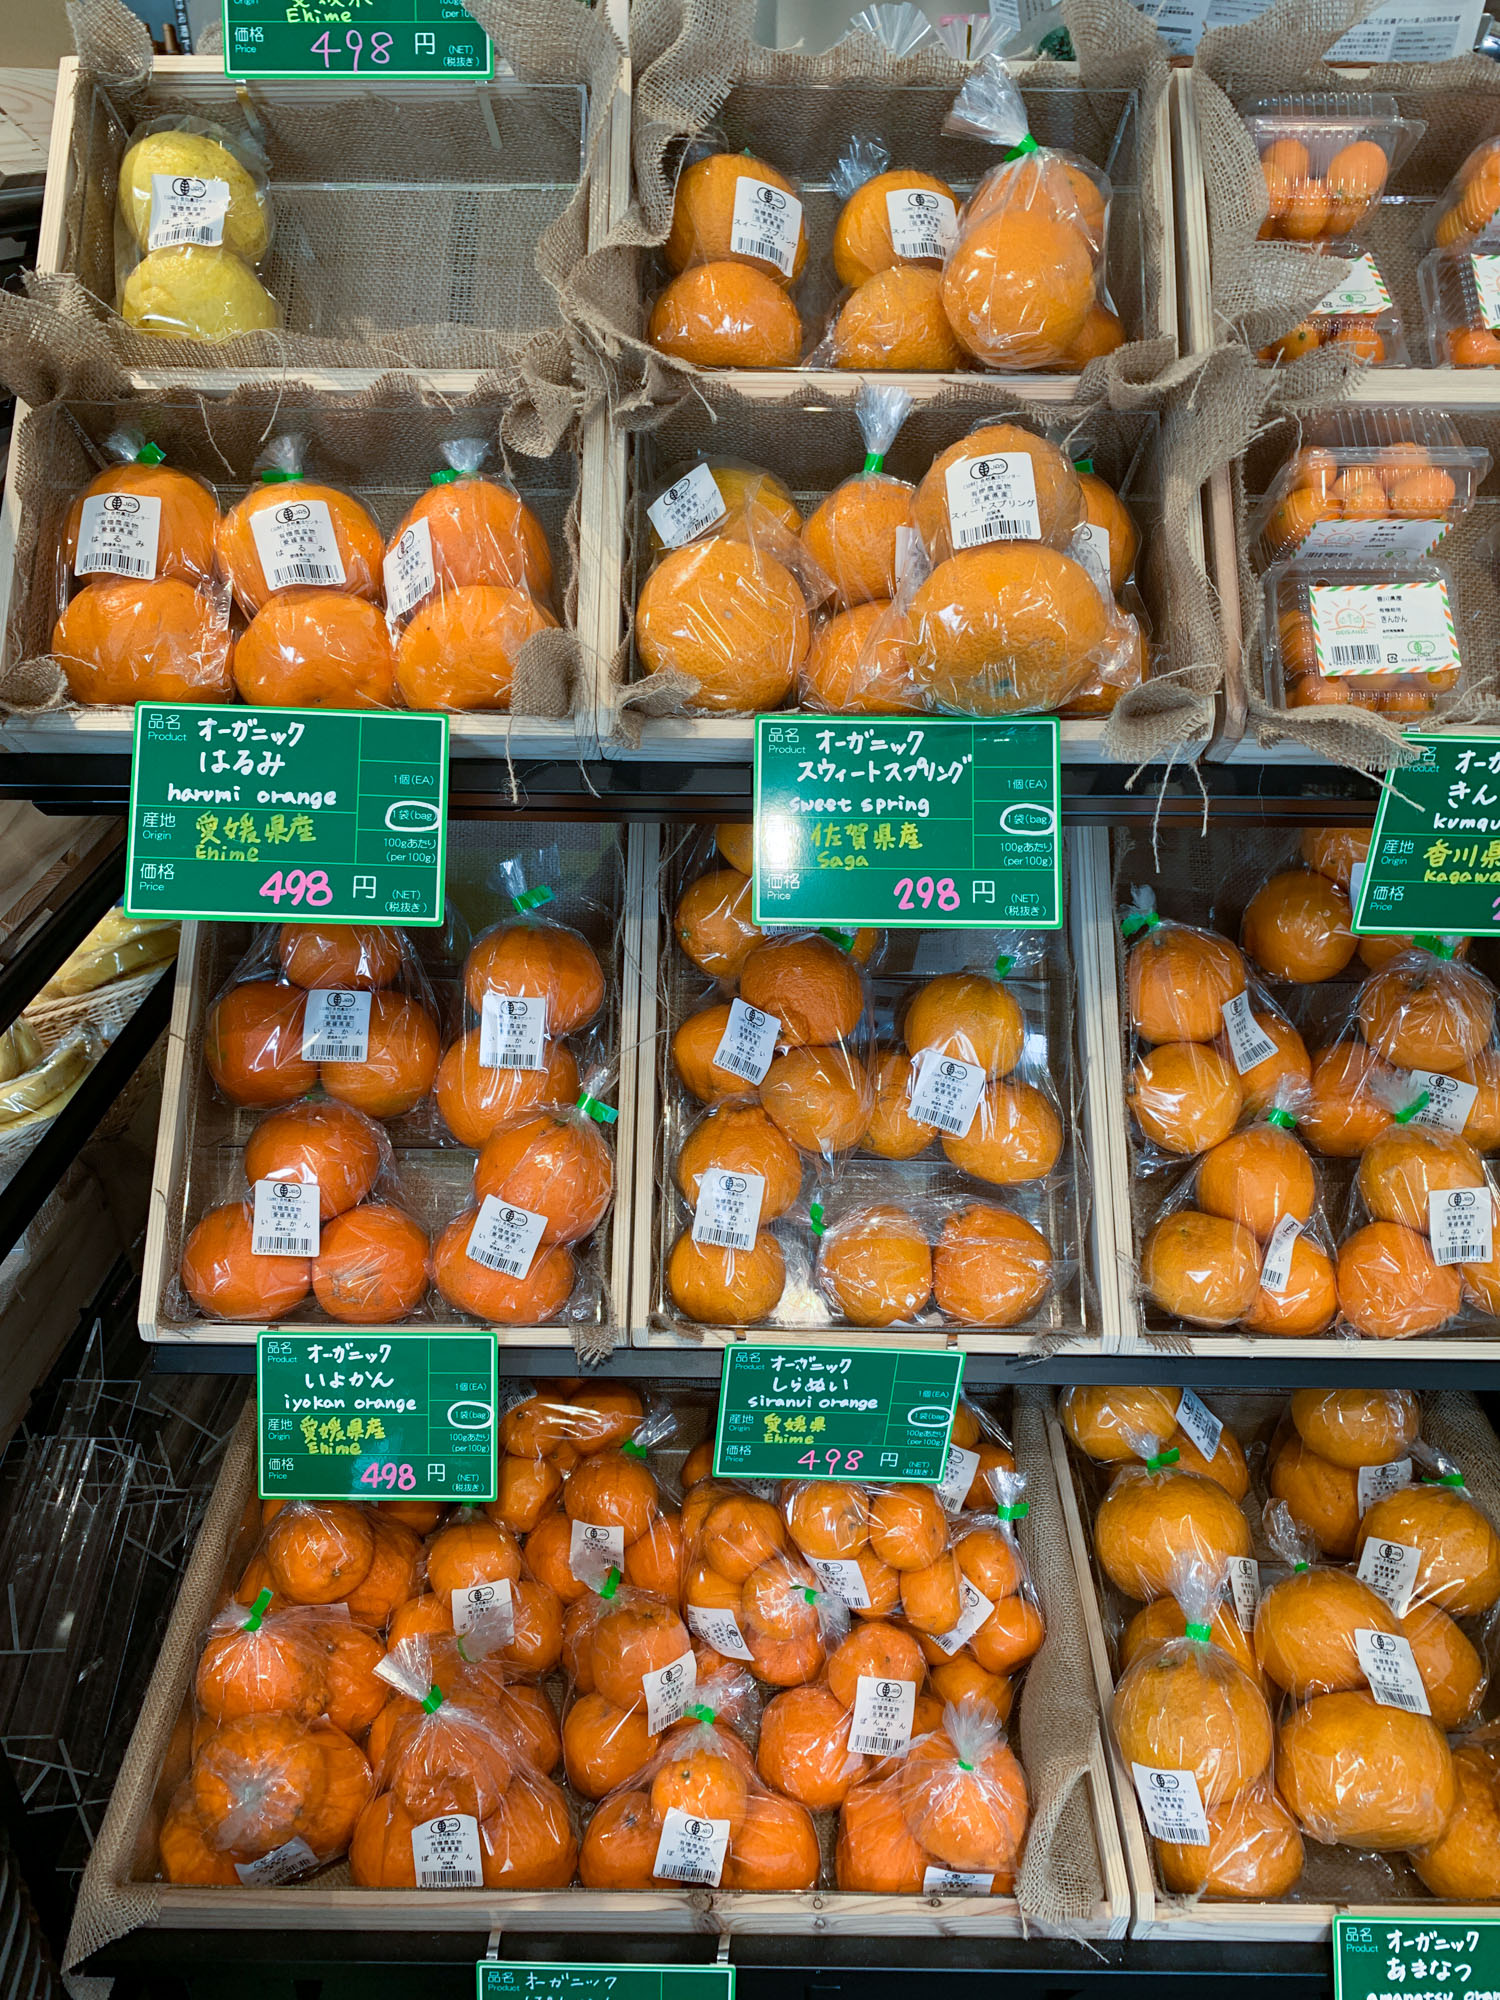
[0,824,122,1034]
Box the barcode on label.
[738,238,782,262]
[954,517,1030,548]
[466,1240,525,1274]
[167,224,220,244]
[717,1046,762,1080]
[98,552,152,576]
[278,561,341,585]
[696,1227,747,1248]
[1330,644,1383,666]
[857,1734,903,1754]
[316,1044,363,1060]
[260,1236,308,1254]
[429,1864,480,1886]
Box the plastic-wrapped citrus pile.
[1123,826,1500,1343]
[50,429,561,712]
[648,58,1124,376]
[657,826,1079,1336]
[158,1383,1047,1898]
[1061,1384,1500,1906]
[636,390,1146,720]
[175,851,620,1332]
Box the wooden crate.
[139,821,646,1352]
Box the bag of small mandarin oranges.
[901,417,1140,715]
[216,434,398,710]
[383,437,559,714]
[815,124,963,372]
[940,58,1122,373]
[50,428,234,709]
[635,446,835,717]
[940,1397,1022,1515]
[648,141,809,372]
[1060,1387,1255,1507]
[679,1476,851,1686]
[921,1472,1047,1700]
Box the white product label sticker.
[1429,1184,1492,1267]
[1220,990,1278,1074]
[1075,520,1114,596]
[908,1047,986,1137]
[944,454,1042,550]
[1258,1214,1303,1296]
[1406,1068,1480,1136]
[148,171,230,249]
[383,515,436,619]
[478,990,548,1071]
[647,463,728,549]
[411,1812,482,1889]
[1357,1536,1422,1618]
[642,1649,698,1732]
[685,1603,754,1661]
[808,1555,872,1610]
[1175,1390,1223,1465]
[885,185,959,262]
[248,497,347,593]
[728,177,803,278]
[929,1577,994,1657]
[653,1807,730,1886]
[922,1865,996,1894]
[1313,254,1393,319]
[937,1443,981,1513]
[1228,1556,1260,1631]
[1470,254,1500,331]
[465,1195,546,1279]
[1355,1628,1431,1714]
[300,987,372,1062]
[1297,516,1450,561]
[690,1167,765,1255]
[847,1674,917,1758]
[1309,580,1458,679]
[251,1176,319,1258]
[1357,1458,1413,1514]
[450,1576,515,1641]
[1131,1764,1210,1846]
[233,1836,318,1885]
[568,1520,626,1579]
[74,491,163,580]
[711,998,780,1086]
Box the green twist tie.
[455,1635,473,1664]
[1144,1447,1180,1472]
[242,1587,274,1632]
[1413,933,1457,959]
[420,1685,444,1715]
[995,1502,1028,1522]
[1039,24,1075,58]
[1293,1562,1311,1574]
[136,441,166,465]
[511,886,555,913]
[803,1587,819,1604]
[1073,457,1094,474]
[810,1202,826,1237]
[599,1567,621,1599]
[1395,1089,1430,1125]
[994,953,1014,979]
[685,1703,715,1725]
[957,1758,975,1772]
[1266,1106,1297,1130]
[430,468,462,484]
[861,452,884,475]
[1002,133,1040,162]
[577,1090,618,1125]
[259,465,297,483]
[818,927,856,951]
[1424,1471,1466,1487]
[1183,1621,1212,1643]
[621,1437,648,1460]
[1120,909,1160,939]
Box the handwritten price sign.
[714,1344,964,1483]
[223,0,492,79]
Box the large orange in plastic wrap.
[1412,1732,1500,1898]
[64,460,219,585]
[1059,1385,1182,1462]
[801,600,921,713]
[430,1214,574,1324]
[905,972,1024,1077]
[667,1229,785,1325]
[435,1029,579,1148]
[475,1111,613,1244]
[1299,1040,1397,1156]
[1336,1221,1462,1340]
[721,1791,820,1890]
[234,590,397,708]
[932,1201,1051,1326]
[243,1101,385,1220]
[637,536,809,713]
[1356,1125,1486,1229]
[674,867,761,979]
[480,1773,578,1888]
[899,1724,1029,1881]
[218,479,384,618]
[192,1713,325,1857]
[320,991,440,1118]
[801,474,915,609]
[1127,923,1246,1045]
[648,262,803,369]
[1119,1597,1264,1692]
[1289,1387,1421,1468]
[913,428,1083,561]
[1113,1647,1273,1805]
[1243,1232,1339,1337]
[1252,1568,1398,1696]
[834,168,959,285]
[312,1203,429,1324]
[1128,1042,1244,1155]
[1141,1210,1260,1327]
[664,154,808,283]
[1268,1435,1360,1559]
[388,476,553,602]
[910,543,1108,715]
[1095,1467,1253,1601]
[758,1684,869,1808]
[941,1079,1062,1184]
[1278,1689,1455,1848]
[941,208,1094,369]
[1300,825,1370,891]
[52,577,234,704]
[739,933,863,1046]
[831,267,965,371]
[761,1045,872,1154]
[1358,955,1496,1073]
[1357,1483,1500,1616]
[1241,868,1356,983]
[1196,1123,1316,1241]
[836,1776,928,1890]
[817,1204,933,1327]
[180,1200,311,1320]
[1401,1601,1486,1731]
[1156,1781,1305,1899]
[395,584,555,713]
[862,1050,931,1160]
[464,924,604,1036]
[676,1102,803,1218]
[279,924,403,990]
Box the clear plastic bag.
[648,146,808,370]
[217,435,385,618]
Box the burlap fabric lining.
[64,1386,1109,1965]
[5,0,623,380]
[2,370,583,721]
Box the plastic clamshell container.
[1257,238,1407,368]
[1241,92,1425,243]
[1418,239,1500,367]
[1426,133,1500,252]
[1262,555,1460,717]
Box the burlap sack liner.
[2,369,585,723]
[65,1386,1109,1967]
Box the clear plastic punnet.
[1242,93,1424,243]
[1257,240,1407,368]
[1426,135,1500,252]
[1263,558,1461,717]
[1418,240,1500,368]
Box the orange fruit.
[425,1514,522,1598]
[384,1594,453,1647]
[1400,1601,1485,1731]
[664,153,807,283]
[489,1453,563,1536]
[867,1489,946,1574]
[1196,1123,1316,1240]
[311,1202,430,1322]
[1289,1387,1420,1468]
[1326,139,1389,230]
[1127,922,1246,1044]
[969,151,1107,240]
[464,922,604,1036]
[674,867,761,978]
[243,1101,384,1220]
[699,1493,784,1580]
[1336,1220,1462,1340]
[52,576,235,704]
[1140,1209,1264,1327]
[1359,956,1496,1074]
[340,1515,421,1628]
[158,1784,240,1884]
[758,1684,868,1808]
[1241,1233,1338,1336]
[739,933,863,1046]
[941,1078,1063,1183]
[565,1450,661,1542]
[817,1203,933,1327]
[278,924,403,990]
[826,1621,927,1706]
[667,1229,785,1324]
[180,1200,311,1321]
[833,168,958,285]
[1260,136,1309,218]
[434,1029,579,1148]
[1095,1466,1253,1602]
[430,1213,575,1323]
[1268,1435,1360,1559]
[862,1049,932,1159]
[195,1608,327,1726]
[649,261,803,368]
[784,1482,868,1560]
[395,584,555,711]
[1241,868,1355,984]
[387,475,553,601]
[899,1723,1030,1878]
[801,599,922,713]
[680,1442,715,1490]
[927,1656,1013,1714]
[1300,1039,1398,1156]
[932,1201,1052,1325]
[911,542,1108,714]
[1359,932,1471,973]
[1113,1647,1272,1806]
[836,1775,928,1891]
[474,1111,613,1245]
[675,1102,803,1218]
[577,1789,659,1889]
[1411,1735,1500,1898]
[1059,1386,1182,1463]
[1156,1781,1305,1900]
[801,474,916,609]
[1127,1042,1244,1154]
[1077,471,1140,594]
[639,537,808,712]
[65,460,218,585]
[671,1004,758,1103]
[831,265,965,370]
[650,1740,749,1835]
[265,1501,375,1604]
[905,972,1023,1077]
[941,207,1094,368]
[480,1772,577,1889]
[318,991,440,1118]
[722,1791,820,1890]
[1357,1484,1500,1617]
[593,1599,692,1711]
[914,427,1081,561]
[898,1553,960,1635]
[309,1622,388,1737]
[1278,1689,1454,1848]
[1119,1598,1262,1691]
[234,590,397,708]
[218,480,383,618]
[191,1713,326,1858]
[1215,1007,1311,1119]
[1356,1125,1486,1229]
[525,1512,589,1606]
[716,822,754,874]
[1253,1567,1397,1697]
[647,467,801,559]
[761,1044,872,1153]
[1061,300,1125,366]
[1165,1424,1249,1501]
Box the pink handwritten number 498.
[359,1463,417,1492]
[259,869,334,907]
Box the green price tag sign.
[752,714,1062,929]
[1333,1916,1500,2000]
[476,1968,734,2000]
[713,1344,964,1483]
[1352,733,1500,936]
[223,0,491,78]
[257,1331,497,1502]
[125,702,448,926]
